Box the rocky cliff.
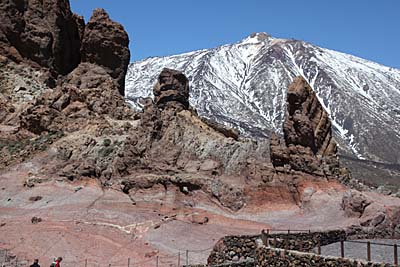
[0,0,132,174]
[1,2,400,265]
[270,76,339,177]
[81,8,130,96]
[0,1,129,95]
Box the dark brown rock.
[31,216,42,224]
[270,76,339,177]
[20,103,63,135]
[0,0,82,74]
[284,77,335,156]
[81,8,130,96]
[29,196,42,202]
[153,68,189,110]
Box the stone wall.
[255,246,396,267]
[207,230,346,264]
[207,235,259,265]
[187,260,254,267]
[262,229,346,252]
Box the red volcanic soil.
[1,157,397,266]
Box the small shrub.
[102,138,112,147]
[98,147,114,157]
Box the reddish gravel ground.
[1,157,399,266]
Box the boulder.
[341,190,371,217]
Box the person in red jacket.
[55,257,62,267]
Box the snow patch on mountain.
[125,32,400,164]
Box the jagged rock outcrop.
[0,0,83,75]
[153,68,190,110]
[0,0,132,133]
[341,190,371,217]
[0,2,129,98]
[270,77,339,177]
[0,1,133,173]
[284,77,336,156]
[20,63,134,135]
[81,8,130,96]
[110,69,276,210]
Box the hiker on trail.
[55,257,62,267]
[30,259,40,267]
[50,257,62,267]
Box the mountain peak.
[240,32,271,45]
[126,32,400,175]
[250,32,270,40]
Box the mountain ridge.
[125,32,400,171]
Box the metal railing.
[261,229,400,266]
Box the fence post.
[128,258,130,267]
[367,241,371,262]
[340,240,344,258]
[186,250,188,266]
[85,259,87,267]
[394,244,398,266]
[285,237,289,250]
[288,229,290,234]
[156,256,158,267]
[109,264,111,267]
[177,252,180,267]
[317,239,321,255]
[261,229,267,246]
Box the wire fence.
[3,229,400,267]
[0,247,217,267]
[317,239,400,265]
[261,229,400,266]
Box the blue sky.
[70,0,400,68]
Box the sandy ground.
[1,157,399,267]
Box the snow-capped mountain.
[125,32,400,166]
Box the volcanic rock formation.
[2,3,400,264]
[0,0,83,75]
[112,68,273,210]
[125,33,400,189]
[270,76,339,177]
[0,1,129,95]
[81,8,130,96]
[153,68,190,110]
[0,0,132,172]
